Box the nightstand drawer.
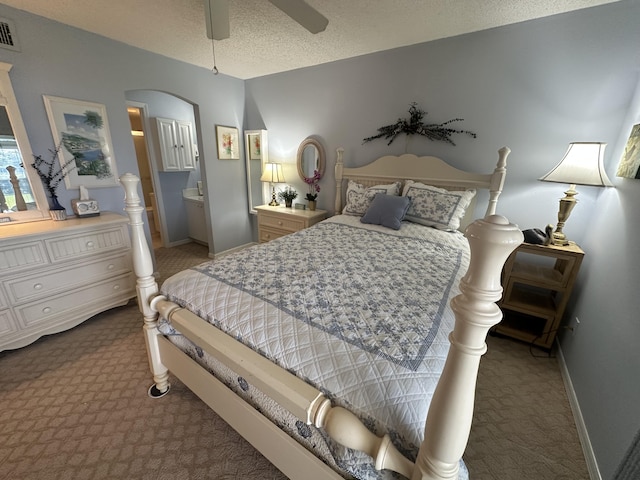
[259,213,305,233]
[259,227,287,243]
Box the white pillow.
[402,180,476,231]
[343,180,402,216]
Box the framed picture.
[616,123,640,179]
[216,125,240,160]
[43,95,119,188]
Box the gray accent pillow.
[360,193,411,230]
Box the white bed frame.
[120,147,522,480]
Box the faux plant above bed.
[363,102,476,146]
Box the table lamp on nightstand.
[260,162,285,206]
[539,142,612,246]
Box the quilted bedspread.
[159,215,470,479]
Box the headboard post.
[334,147,344,213]
[485,147,510,217]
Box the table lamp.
[539,142,612,246]
[260,162,285,206]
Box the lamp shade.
[539,142,612,187]
[260,163,285,183]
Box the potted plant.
[278,187,298,208]
[304,169,322,210]
[31,144,76,220]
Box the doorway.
[127,103,163,249]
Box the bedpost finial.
[463,215,523,296]
[119,173,141,206]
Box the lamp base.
[269,186,279,206]
[551,184,578,246]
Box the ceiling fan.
[205,0,329,40]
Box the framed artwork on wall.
[617,123,640,179]
[43,95,119,188]
[216,125,240,160]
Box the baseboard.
[215,242,256,259]
[556,343,602,480]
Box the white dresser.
[0,213,136,352]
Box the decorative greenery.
[304,169,322,201]
[31,144,76,200]
[278,187,298,202]
[362,102,477,146]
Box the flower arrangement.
[31,144,76,209]
[278,187,298,204]
[304,169,322,201]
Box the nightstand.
[255,205,327,243]
[496,241,584,349]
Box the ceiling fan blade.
[268,0,328,34]
[205,0,230,40]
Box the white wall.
[245,2,640,477]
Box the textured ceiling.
[1,0,621,79]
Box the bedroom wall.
[244,1,640,478]
[0,3,250,254]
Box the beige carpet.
[0,242,589,480]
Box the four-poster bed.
[120,146,522,480]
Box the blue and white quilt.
[160,214,470,479]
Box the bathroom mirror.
[244,129,268,214]
[0,62,49,223]
[297,137,325,182]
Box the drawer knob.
[113,285,120,291]
[33,283,43,290]
[278,221,283,225]
[86,241,95,248]
[107,264,115,270]
[42,307,51,314]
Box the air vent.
[0,18,20,52]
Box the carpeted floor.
[0,242,589,480]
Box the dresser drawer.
[44,225,129,263]
[0,241,49,274]
[259,213,305,233]
[0,309,18,336]
[4,253,132,304]
[259,227,287,243]
[15,273,135,328]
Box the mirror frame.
[296,137,325,182]
[244,129,268,214]
[0,62,49,223]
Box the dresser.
[0,213,136,352]
[256,205,327,243]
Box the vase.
[308,200,316,211]
[285,199,293,208]
[49,195,67,221]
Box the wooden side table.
[496,241,584,349]
[255,205,327,243]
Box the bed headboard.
[334,147,510,230]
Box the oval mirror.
[296,137,325,182]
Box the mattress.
[159,215,470,479]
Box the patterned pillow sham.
[343,180,402,216]
[402,180,476,231]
